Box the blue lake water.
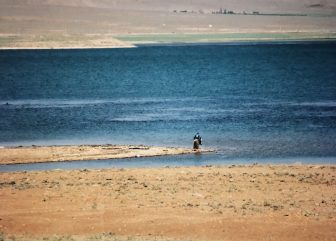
[0,41,336,170]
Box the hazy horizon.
[2,0,336,14]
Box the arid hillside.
[1,0,336,35]
[0,0,335,48]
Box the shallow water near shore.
[0,152,335,173]
[1,41,336,164]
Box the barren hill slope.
[0,0,335,48]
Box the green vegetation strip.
[115,32,336,44]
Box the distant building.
[212,8,229,14]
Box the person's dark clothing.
[194,134,202,145]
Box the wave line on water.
[0,97,207,108]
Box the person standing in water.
[193,132,202,150]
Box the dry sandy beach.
[0,164,335,241]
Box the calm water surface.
[0,42,336,169]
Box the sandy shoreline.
[0,34,135,50]
[0,145,209,165]
[0,46,135,50]
[0,164,335,241]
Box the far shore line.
[1,38,335,50]
[1,32,336,50]
[0,45,136,50]
[133,38,336,47]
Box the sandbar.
[0,145,207,165]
